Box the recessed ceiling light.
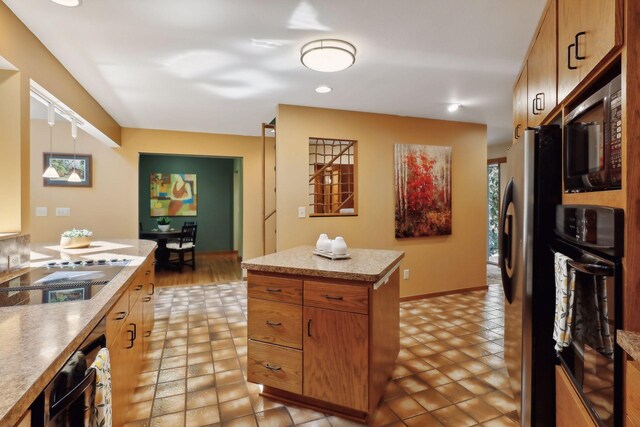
[447,103,461,112]
[315,86,332,94]
[301,39,356,72]
[50,0,81,6]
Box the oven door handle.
[567,260,614,277]
[49,368,96,419]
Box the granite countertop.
[618,330,640,360]
[242,246,405,282]
[0,239,157,426]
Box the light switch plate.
[403,269,410,280]
[36,207,48,217]
[56,207,71,217]
[298,207,306,218]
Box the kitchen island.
[242,246,404,422]
[0,239,156,426]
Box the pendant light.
[42,103,60,179]
[67,119,82,183]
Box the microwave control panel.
[609,88,622,185]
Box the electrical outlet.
[403,269,410,280]
[56,207,71,217]
[8,254,21,269]
[298,207,306,218]
[36,207,48,217]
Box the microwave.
[564,74,622,192]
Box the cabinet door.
[109,326,133,427]
[558,0,581,102]
[527,0,557,127]
[627,361,640,427]
[578,0,619,79]
[303,307,368,411]
[558,0,620,102]
[513,67,528,144]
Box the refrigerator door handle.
[499,178,515,303]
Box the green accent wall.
[139,154,235,252]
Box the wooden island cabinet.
[242,246,404,422]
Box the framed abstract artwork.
[394,144,452,238]
[150,173,197,217]
[43,153,92,187]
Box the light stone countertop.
[0,239,157,426]
[618,330,640,360]
[242,246,405,282]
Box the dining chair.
[167,224,197,272]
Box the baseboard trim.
[400,285,488,302]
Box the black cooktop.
[0,258,131,307]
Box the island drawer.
[129,271,146,306]
[106,290,129,346]
[247,340,302,394]
[248,273,303,304]
[248,298,302,349]
[304,281,369,314]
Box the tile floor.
[124,282,519,427]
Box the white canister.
[316,234,329,251]
[331,236,348,255]
[320,238,333,253]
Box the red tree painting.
[395,144,452,237]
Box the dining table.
[139,229,182,270]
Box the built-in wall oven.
[30,317,107,426]
[552,205,623,427]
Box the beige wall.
[0,70,21,232]
[276,105,487,298]
[488,142,510,160]
[29,123,264,260]
[0,3,122,234]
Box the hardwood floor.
[155,252,243,287]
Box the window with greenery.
[487,163,500,262]
[309,138,357,216]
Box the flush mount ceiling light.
[447,103,461,112]
[301,39,356,72]
[50,0,81,6]
[315,85,332,93]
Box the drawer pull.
[574,31,586,60]
[324,295,344,301]
[144,331,152,337]
[264,363,282,371]
[266,321,282,327]
[114,311,127,320]
[134,284,143,291]
[144,297,152,302]
[149,282,155,295]
[307,319,312,337]
[145,270,150,276]
[266,288,282,293]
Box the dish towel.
[89,348,112,427]
[573,275,614,358]
[553,251,576,354]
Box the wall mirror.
[308,137,357,216]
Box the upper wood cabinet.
[513,67,528,144]
[527,0,557,127]
[557,0,621,102]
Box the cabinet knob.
[574,31,586,60]
[567,43,578,70]
[264,363,282,371]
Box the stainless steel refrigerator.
[499,126,562,427]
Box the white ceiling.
[4,0,546,145]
